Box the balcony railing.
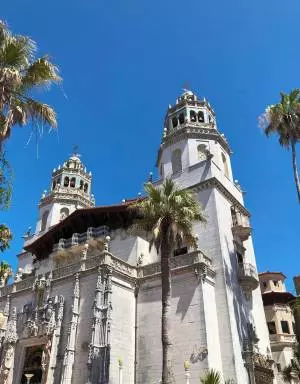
[238,262,259,295]
[232,212,252,241]
[269,334,297,344]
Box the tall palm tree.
[260,89,300,202]
[133,178,206,384]
[200,369,221,384]
[0,20,61,145]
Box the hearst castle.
[0,90,277,384]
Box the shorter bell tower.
[36,151,95,234]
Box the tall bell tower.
[36,151,95,234]
[155,89,273,383]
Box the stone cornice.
[190,177,250,217]
[39,188,94,208]
[0,250,215,299]
[156,125,231,165]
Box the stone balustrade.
[52,225,110,252]
[269,333,297,343]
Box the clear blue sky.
[1,0,299,291]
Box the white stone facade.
[0,90,275,383]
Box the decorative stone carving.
[87,266,112,384]
[0,307,17,383]
[60,273,80,384]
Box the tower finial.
[72,144,80,157]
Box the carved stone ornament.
[20,296,63,339]
[0,307,18,383]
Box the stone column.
[87,266,112,384]
[60,274,80,384]
[45,296,65,384]
[0,306,18,384]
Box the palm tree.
[0,224,11,252]
[281,344,300,382]
[260,89,300,202]
[200,369,221,384]
[0,260,12,286]
[133,178,206,384]
[282,365,293,383]
[0,20,61,145]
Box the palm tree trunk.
[160,231,174,384]
[291,141,300,203]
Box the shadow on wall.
[224,235,249,346]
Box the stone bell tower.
[36,151,95,234]
[155,89,274,383]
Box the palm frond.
[0,224,12,252]
[132,178,206,254]
[200,369,222,384]
[21,56,61,90]
[0,35,35,69]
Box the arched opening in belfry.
[198,111,205,122]
[222,152,229,178]
[70,177,76,188]
[171,149,182,174]
[172,116,178,128]
[64,176,69,187]
[41,210,49,232]
[190,110,197,122]
[52,180,56,190]
[84,183,88,193]
[179,112,185,125]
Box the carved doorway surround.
[20,345,43,383]
[14,336,49,384]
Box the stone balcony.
[269,333,297,344]
[232,212,252,241]
[238,262,259,297]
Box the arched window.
[197,144,207,161]
[222,153,229,178]
[60,207,69,221]
[64,176,69,187]
[198,111,205,122]
[190,110,197,122]
[52,180,56,190]
[172,117,178,128]
[80,180,84,190]
[41,211,49,232]
[171,149,182,174]
[179,113,185,125]
[70,177,76,188]
[84,183,88,193]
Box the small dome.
[69,154,81,162]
